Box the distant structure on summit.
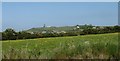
[43,24,46,28]
[76,25,80,29]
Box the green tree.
[3,28,17,40]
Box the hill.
[26,26,76,32]
[26,24,95,32]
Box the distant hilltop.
[27,25,75,32]
[26,24,109,33]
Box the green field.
[2,33,119,59]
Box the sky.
[0,2,2,32]
[2,2,118,31]
[1,0,120,2]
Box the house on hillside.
[76,25,80,29]
[80,29,84,31]
[42,31,47,34]
[27,31,34,34]
[61,31,66,33]
[73,25,80,30]
[92,27,97,29]
[99,26,104,29]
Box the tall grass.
[2,33,119,59]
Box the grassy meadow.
[2,33,119,59]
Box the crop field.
[2,33,119,59]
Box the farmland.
[2,33,119,59]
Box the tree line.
[1,25,120,40]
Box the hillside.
[27,26,76,32]
[26,24,95,32]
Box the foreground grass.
[2,33,119,59]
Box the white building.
[42,31,47,34]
